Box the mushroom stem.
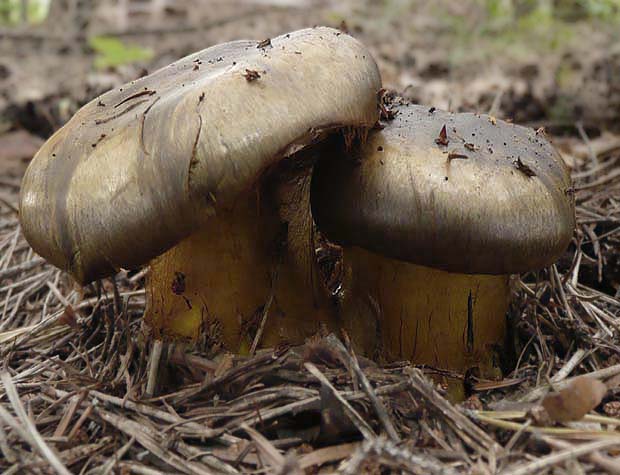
[341,246,509,375]
[145,175,335,351]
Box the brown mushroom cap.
[311,103,575,275]
[20,27,381,283]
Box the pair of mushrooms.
[19,28,575,375]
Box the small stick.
[305,362,376,440]
[67,405,94,441]
[576,121,598,167]
[544,436,620,475]
[249,290,275,356]
[249,265,279,355]
[521,362,620,403]
[145,339,164,397]
[0,256,45,280]
[506,438,620,475]
[333,334,400,442]
[1,372,72,475]
[100,436,136,475]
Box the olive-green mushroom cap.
[20,27,381,284]
[311,103,575,275]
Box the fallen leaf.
[58,305,79,329]
[542,376,607,422]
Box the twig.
[249,271,277,356]
[342,437,458,475]
[1,372,72,475]
[504,438,620,475]
[0,256,46,280]
[145,339,163,398]
[521,363,620,403]
[328,335,400,442]
[305,362,376,440]
[93,408,215,475]
[242,424,285,472]
[543,436,620,474]
[472,412,620,438]
[407,368,500,458]
[99,436,136,475]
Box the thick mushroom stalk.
[19,28,381,349]
[311,104,575,377]
[340,247,509,373]
[147,163,336,348]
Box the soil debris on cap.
[464,142,478,151]
[435,124,449,146]
[514,157,537,177]
[257,38,272,49]
[378,88,397,121]
[243,69,261,81]
[447,151,468,160]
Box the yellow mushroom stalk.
[338,247,510,372]
[146,163,337,350]
[311,103,575,376]
[19,28,381,350]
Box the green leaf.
[88,36,154,70]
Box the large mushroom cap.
[311,103,575,275]
[20,27,381,283]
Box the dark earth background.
[1,0,620,166]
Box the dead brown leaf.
[542,376,607,422]
[58,305,79,329]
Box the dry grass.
[1,133,620,473]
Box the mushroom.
[20,28,381,350]
[311,103,575,375]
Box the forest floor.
[2,1,620,473]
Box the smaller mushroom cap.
[20,27,381,283]
[311,103,575,275]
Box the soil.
[1,0,619,145]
